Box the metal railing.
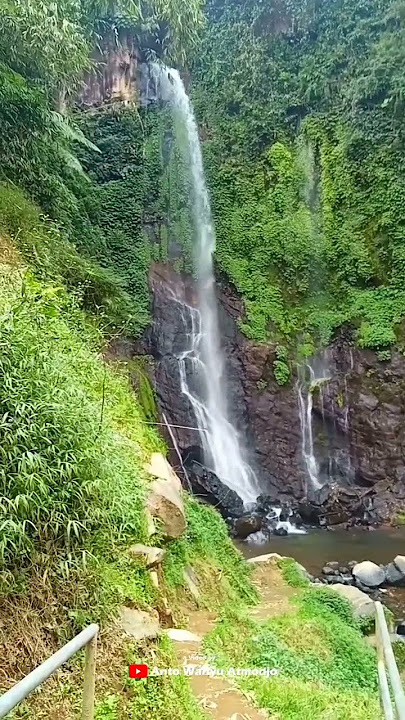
[0,624,98,719]
[376,601,405,719]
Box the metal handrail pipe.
[0,624,99,718]
[375,601,405,719]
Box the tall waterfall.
[297,361,330,491]
[156,66,259,506]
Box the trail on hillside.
[170,556,295,720]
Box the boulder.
[145,452,183,489]
[147,473,186,540]
[394,555,405,575]
[128,544,165,568]
[329,584,375,619]
[120,607,160,640]
[187,460,245,517]
[274,526,288,536]
[234,514,263,539]
[385,562,405,586]
[325,561,340,570]
[352,561,385,588]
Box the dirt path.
[169,554,295,720]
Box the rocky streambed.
[239,526,405,621]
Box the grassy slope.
[204,559,380,720]
[0,192,254,718]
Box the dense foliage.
[0,0,204,336]
[190,0,405,354]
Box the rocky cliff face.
[78,29,142,107]
[144,262,405,524]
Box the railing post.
[82,631,97,720]
[376,607,394,720]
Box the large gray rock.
[394,555,405,574]
[385,557,405,586]
[120,607,160,640]
[330,584,375,619]
[352,561,385,588]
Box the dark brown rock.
[141,263,405,523]
[234,514,263,539]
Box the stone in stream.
[325,561,340,570]
[322,566,338,576]
[394,555,405,575]
[384,556,405,586]
[274,526,288,537]
[397,622,405,636]
[234,514,263,539]
[352,560,385,588]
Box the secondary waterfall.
[297,360,331,491]
[156,65,259,506]
[297,351,354,492]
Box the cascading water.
[297,357,331,491]
[297,350,355,492]
[155,65,259,506]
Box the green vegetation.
[118,635,206,720]
[0,0,205,339]
[278,557,310,588]
[205,564,380,720]
[0,254,157,585]
[0,240,252,714]
[190,0,405,355]
[163,497,258,606]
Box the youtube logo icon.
[129,664,149,679]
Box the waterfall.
[155,65,259,506]
[297,357,331,491]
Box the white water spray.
[156,65,259,506]
[297,358,331,491]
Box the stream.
[238,527,405,619]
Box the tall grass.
[0,265,161,586]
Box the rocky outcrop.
[120,607,160,640]
[147,263,304,504]
[78,29,141,107]
[142,262,405,523]
[146,452,186,539]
